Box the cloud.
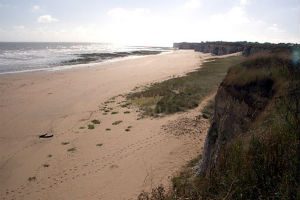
[105,7,180,45]
[32,5,40,11]
[13,25,25,30]
[240,0,250,6]
[37,15,58,23]
[267,24,285,33]
[184,0,201,10]
[107,8,149,19]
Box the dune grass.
[128,55,244,116]
[88,124,95,129]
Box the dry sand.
[0,50,212,200]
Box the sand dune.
[0,50,212,200]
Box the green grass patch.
[124,111,131,114]
[105,128,111,131]
[128,56,244,116]
[111,111,119,114]
[96,143,103,147]
[88,124,95,129]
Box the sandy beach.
[0,50,212,200]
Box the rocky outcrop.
[198,77,275,175]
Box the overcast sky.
[0,0,299,46]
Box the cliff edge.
[195,51,300,199]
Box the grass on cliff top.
[128,55,244,116]
[223,52,298,89]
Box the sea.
[0,42,171,74]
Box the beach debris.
[67,147,76,152]
[28,176,36,182]
[39,132,53,138]
[112,120,123,125]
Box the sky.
[0,0,299,46]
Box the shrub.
[91,119,101,124]
[88,124,95,129]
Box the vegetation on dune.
[138,51,300,200]
[128,55,244,116]
[88,124,95,129]
[91,119,101,124]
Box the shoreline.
[0,49,172,76]
[0,50,210,200]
